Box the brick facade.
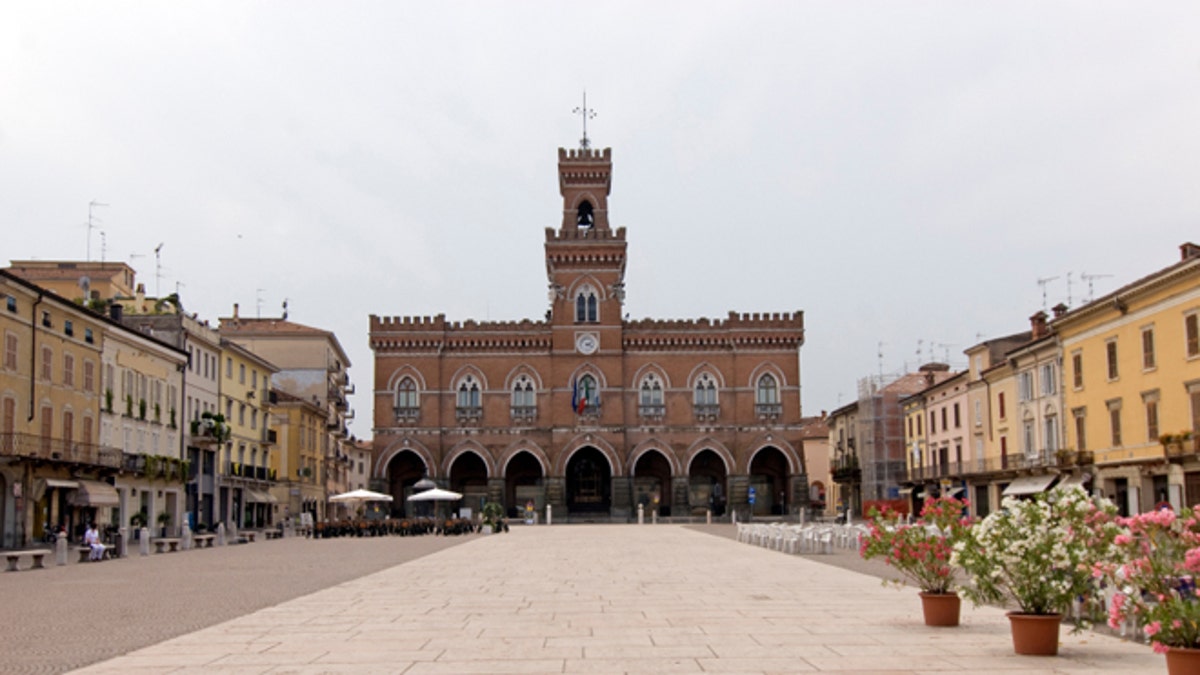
[370,147,808,521]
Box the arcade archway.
[688,449,727,516]
[566,446,611,513]
[386,450,428,518]
[504,451,544,518]
[632,450,672,516]
[448,452,489,514]
[750,446,789,516]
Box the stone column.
[672,476,690,518]
[788,473,809,519]
[728,474,750,522]
[611,475,632,521]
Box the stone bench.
[239,531,257,543]
[264,530,283,540]
[5,549,51,571]
[76,545,117,563]
[153,538,182,554]
[193,534,216,548]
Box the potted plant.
[130,508,148,539]
[860,495,972,626]
[157,511,171,538]
[1103,506,1200,672]
[480,501,504,534]
[138,398,147,420]
[953,485,1119,655]
[104,388,113,413]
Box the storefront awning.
[72,480,119,507]
[1002,474,1057,497]
[245,489,278,504]
[45,478,80,489]
[946,487,965,497]
[898,487,914,495]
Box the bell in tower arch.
[576,200,594,229]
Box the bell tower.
[545,147,626,334]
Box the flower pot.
[1007,612,1061,656]
[1167,646,1200,675]
[919,591,961,627]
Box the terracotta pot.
[1007,612,1061,656]
[919,591,961,627]
[1167,646,1200,675]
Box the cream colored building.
[269,389,326,521]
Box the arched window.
[693,373,717,406]
[639,374,664,418]
[511,375,536,421]
[457,375,481,409]
[395,377,419,420]
[756,374,779,405]
[575,286,598,323]
[574,374,598,412]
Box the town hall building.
[369,145,809,521]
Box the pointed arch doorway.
[566,447,611,514]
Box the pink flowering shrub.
[1102,506,1200,653]
[859,496,971,594]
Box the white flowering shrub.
[952,485,1120,623]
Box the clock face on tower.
[575,332,599,355]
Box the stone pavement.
[62,524,1162,674]
[0,533,469,674]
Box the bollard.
[181,524,193,550]
[216,522,227,546]
[652,508,658,525]
[637,504,644,525]
[732,510,737,524]
[117,528,127,558]
[545,504,552,526]
[706,509,712,525]
[139,527,150,556]
[56,536,68,566]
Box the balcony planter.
[1055,449,1077,468]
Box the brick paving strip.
[58,524,1160,674]
[0,534,470,674]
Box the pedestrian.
[84,523,106,561]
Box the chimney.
[1182,242,1200,261]
[1030,310,1049,340]
[1052,302,1068,319]
[109,302,123,322]
[233,303,239,320]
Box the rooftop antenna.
[256,288,266,318]
[934,341,954,363]
[281,298,289,320]
[572,91,597,149]
[1080,272,1113,303]
[154,243,164,298]
[877,341,885,379]
[916,339,923,365]
[86,200,108,262]
[1037,275,1060,312]
[1065,272,1074,308]
[99,231,107,263]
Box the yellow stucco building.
[1054,243,1200,514]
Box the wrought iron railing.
[0,432,121,468]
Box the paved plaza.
[2,524,1166,674]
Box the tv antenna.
[256,288,266,318]
[1080,272,1113,303]
[99,232,107,263]
[86,200,108,262]
[572,91,597,149]
[877,341,885,379]
[154,243,165,298]
[1036,275,1060,312]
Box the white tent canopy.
[406,487,463,502]
[329,489,394,503]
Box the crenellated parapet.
[369,314,552,352]
[622,311,804,351]
[545,226,626,242]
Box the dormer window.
[575,287,598,323]
[576,200,594,228]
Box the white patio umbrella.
[330,489,395,503]
[405,487,463,502]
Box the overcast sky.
[3,2,1199,437]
